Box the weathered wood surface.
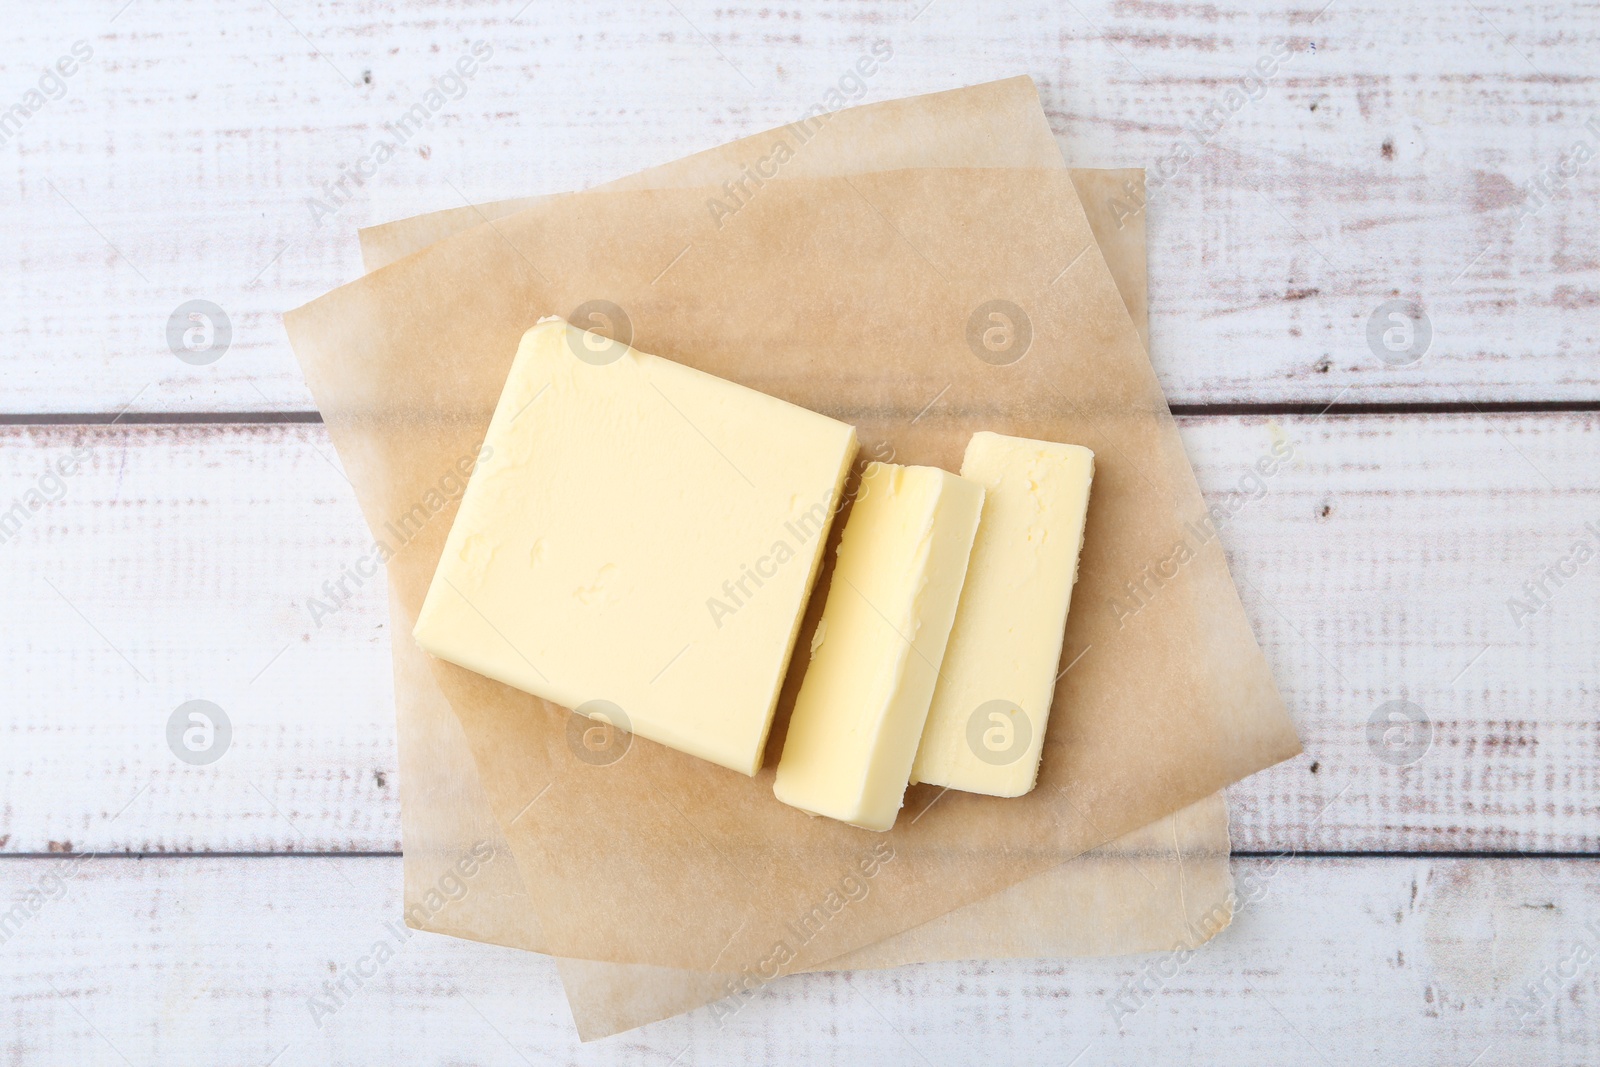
[1,412,1594,855]
[1,855,1595,1064]
[1,0,1596,413]
[5,0,1597,1057]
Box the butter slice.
[774,463,984,830]
[910,432,1094,797]
[414,319,857,775]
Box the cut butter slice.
[910,431,1094,797]
[774,463,984,831]
[414,319,858,776]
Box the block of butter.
[414,318,858,775]
[910,431,1094,797]
[773,463,984,830]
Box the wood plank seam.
[6,402,1600,426]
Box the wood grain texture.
[5,1,1594,1050]
[1,1,1595,413]
[1,412,1594,855]
[1,855,1596,1063]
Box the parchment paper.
[366,81,1240,1037]
[372,106,1238,1045]
[369,75,1202,942]
[285,81,1298,1034]
[377,164,1236,1039]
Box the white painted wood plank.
[0,424,399,855]
[1,855,1595,1061]
[1,413,1595,854]
[1203,412,1600,853]
[1,1,1595,413]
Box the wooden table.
[3,1,1595,1062]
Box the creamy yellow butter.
[773,463,984,830]
[910,432,1094,797]
[413,319,858,775]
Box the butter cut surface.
[910,431,1094,797]
[773,463,984,831]
[413,319,858,776]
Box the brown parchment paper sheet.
[366,81,1219,992]
[283,164,1299,972]
[283,82,1298,1033]
[377,181,1230,1042]
[368,80,1238,1033]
